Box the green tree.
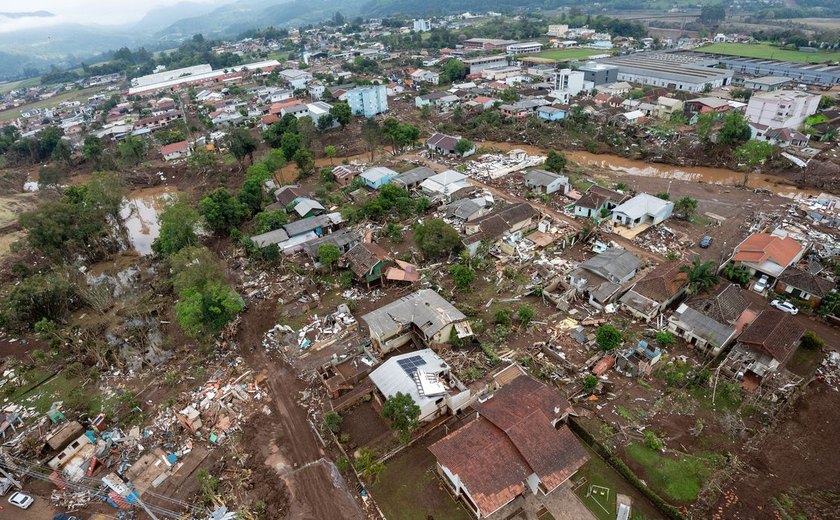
[324,144,337,164]
[381,392,420,442]
[38,166,66,188]
[734,140,774,168]
[280,132,302,161]
[187,146,216,173]
[118,136,146,166]
[718,112,751,146]
[695,112,715,142]
[169,246,225,295]
[583,374,598,391]
[238,178,265,216]
[443,59,466,83]
[253,210,288,233]
[199,187,248,235]
[454,138,474,157]
[800,331,824,350]
[596,324,623,351]
[544,150,567,173]
[722,262,751,285]
[699,3,726,24]
[318,243,341,270]
[227,128,258,168]
[680,257,719,295]
[317,113,336,131]
[153,202,200,256]
[175,283,244,338]
[655,330,675,347]
[293,148,314,176]
[449,264,475,290]
[361,117,381,160]
[5,270,78,328]
[674,196,698,219]
[82,134,105,164]
[330,102,352,127]
[414,218,461,259]
[819,95,836,109]
[499,88,520,103]
[354,447,385,482]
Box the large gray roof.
[579,248,642,284]
[670,305,737,348]
[361,289,466,340]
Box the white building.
[611,193,674,229]
[506,42,543,55]
[346,84,388,117]
[410,68,441,85]
[549,69,585,103]
[413,19,432,32]
[547,24,569,37]
[278,69,313,90]
[745,90,820,130]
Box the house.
[442,197,491,222]
[727,309,805,386]
[278,69,313,90]
[391,166,436,190]
[774,267,835,307]
[302,229,362,258]
[537,105,567,121]
[341,242,392,286]
[524,169,569,195]
[683,97,730,116]
[730,232,805,282]
[306,101,334,125]
[159,141,191,161]
[594,81,632,96]
[668,304,739,356]
[385,259,421,284]
[426,133,475,157]
[569,248,643,308]
[360,289,473,353]
[369,349,470,423]
[470,96,498,110]
[656,97,684,119]
[751,124,809,148]
[275,185,308,207]
[409,68,440,85]
[332,165,357,186]
[419,170,472,202]
[619,262,688,321]
[615,340,662,377]
[291,197,326,218]
[462,203,539,256]
[611,193,674,230]
[415,92,450,108]
[360,166,399,190]
[429,374,588,519]
[250,228,290,248]
[573,186,626,219]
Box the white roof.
[360,166,398,183]
[622,110,645,120]
[369,349,451,410]
[419,170,470,196]
[613,193,673,219]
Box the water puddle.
[120,186,178,255]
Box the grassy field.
[624,443,719,503]
[700,42,840,63]
[525,48,607,62]
[0,77,41,94]
[0,85,104,122]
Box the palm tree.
[680,257,719,295]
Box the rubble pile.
[465,152,545,180]
[51,489,97,512]
[816,351,840,389]
[631,224,687,256]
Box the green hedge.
[569,418,684,520]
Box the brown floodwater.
[120,186,178,255]
[477,141,814,199]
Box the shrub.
[583,374,598,391]
[801,331,824,350]
[655,330,675,347]
[644,430,664,451]
[596,324,623,351]
[323,411,342,433]
[517,304,535,326]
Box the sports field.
[525,48,608,61]
[701,42,840,63]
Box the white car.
[752,275,769,293]
[8,492,34,509]
[771,300,799,315]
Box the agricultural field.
[525,48,609,62]
[700,42,840,63]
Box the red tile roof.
[159,141,189,156]
[429,376,587,516]
[738,309,805,364]
[732,233,803,268]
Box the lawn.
[572,442,665,520]
[370,434,472,520]
[700,43,840,64]
[0,85,103,122]
[4,367,115,416]
[0,76,41,94]
[526,48,607,61]
[624,443,718,503]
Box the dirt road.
[236,302,364,520]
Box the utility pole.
[0,450,22,489]
[103,472,160,520]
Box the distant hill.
[131,2,224,33]
[0,11,54,19]
[361,0,566,15]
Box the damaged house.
[369,349,471,423]
[610,193,674,230]
[524,169,570,195]
[462,203,540,256]
[341,242,393,287]
[668,283,756,356]
[429,374,588,519]
[619,262,688,322]
[774,266,836,308]
[573,186,627,219]
[569,248,642,308]
[360,289,473,353]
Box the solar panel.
[397,355,427,376]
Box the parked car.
[54,514,81,520]
[771,300,799,315]
[752,275,769,293]
[699,235,713,248]
[8,492,34,509]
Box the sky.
[0,0,225,32]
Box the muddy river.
[478,141,813,198]
[120,186,178,255]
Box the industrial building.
[462,55,509,75]
[685,52,840,85]
[506,42,543,56]
[596,52,734,92]
[577,62,618,86]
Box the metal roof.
[361,289,467,340]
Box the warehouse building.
[596,52,733,92]
[463,55,509,75]
[684,52,840,85]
